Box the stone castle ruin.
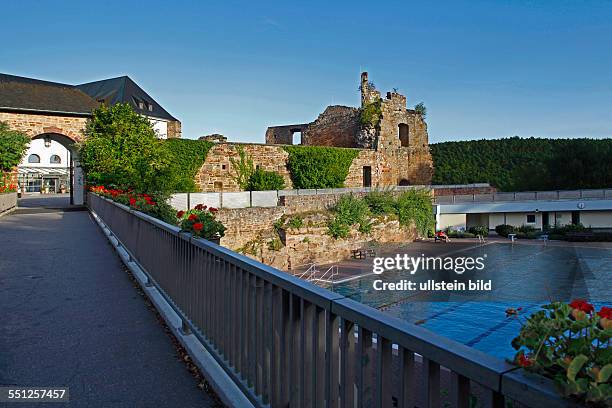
[196,72,433,191]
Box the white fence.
[169,185,433,211]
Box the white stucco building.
[18,137,71,193]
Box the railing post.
[219,191,223,209]
[249,190,253,208]
[187,192,191,210]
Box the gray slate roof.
[76,76,177,121]
[0,73,177,121]
[0,74,99,115]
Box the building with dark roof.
[0,73,181,139]
[0,72,181,204]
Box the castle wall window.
[28,154,40,163]
[50,154,61,164]
[399,123,409,147]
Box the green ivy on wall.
[163,138,213,192]
[359,99,382,129]
[283,146,359,189]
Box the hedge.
[163,139,213,192]
[283,146,359,189]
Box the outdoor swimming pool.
[330,241,611,360]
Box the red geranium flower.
[129,197,137,206]
[569,299,594,314]
[188,214,197,221]
[517,352,534,368]
[194,204,207,211]
[176,211,185,218]
[597,306,612,320]
[209,207,218,213]
[193,223,204,232]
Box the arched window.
[398,123,409,147]
[50,154,61,164]
[28,154,40,163]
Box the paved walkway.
[0,201,219,407]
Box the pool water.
[331,242,611,360]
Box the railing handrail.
[435,188,611,204]
[89,193,571,407]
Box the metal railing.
[88,193,572,408]
[435,188,612,204]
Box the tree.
[0,122,30,172]
[79,103,172,193]
[414,102,427,118]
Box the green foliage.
[430,137,612,191]
[0,122,30,172]
[414,102,427,118]
[511,301,612,405]
[79,103,173,193]
[495,224,515,237]
[327,218,351,239]
[283,146,359,189]
[163,138,213,192]
[395,190,436,236]
[177,206,225,240]
[287,216,304,229]
[228,146,285,191]
[364,190,396,215]
[267,238,283,251]
[229,145,254,190]
[359,99,382,129]
[327,195,371,239]
[247,168,286,191]
[468,225,488,237]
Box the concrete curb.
[89,209,254,408]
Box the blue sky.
[2,1,611,142]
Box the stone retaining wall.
[0,192,17,216]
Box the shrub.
[495,224,515,237]
[327,218,350,239]
[283,146,359,189]
[286,216,303,229]
[468,225,489,237]
[364,190,396,215]
[359,99,382,129]
[80,104,173,193]
[247,168,286,191]
[267,238,282,251]
[511,300,611,405]
[177,204,225,240]
[447,231,476,238]
[327,195,371,239]
[517,224,537,233]
[0,122,30,172]
[163,139,213,192]
[395,190,435,236]
[414,102,427,118]
[91,186,177,225]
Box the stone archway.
[29,132,85,205]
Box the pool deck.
[299,238,612,284]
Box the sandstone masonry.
[196,72,433,191]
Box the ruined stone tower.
[262,72,434,186]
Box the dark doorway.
[362,166,372,187]
[571,211,580,225]
[542,212,550,229]
[398,123,409,147]
[399,179,410,186]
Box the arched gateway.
[1,72,182,205]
